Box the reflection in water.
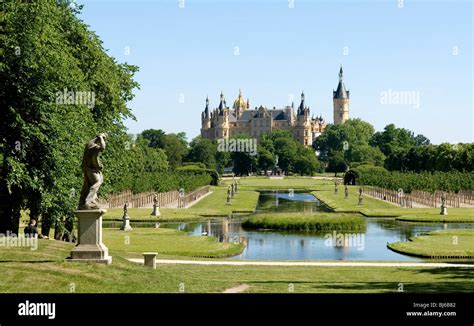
[103,191,474,261]
[255,191,330,213]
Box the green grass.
[234,176,330,191]
[103,228,244,258]
[311,185,474,221]
[189,185,260,214]
[242,212,366,231]
[101,185,260,221]
[388,229,474,258]
[103,208,204,221]
[396,211,474,223]
[1,239,474,293]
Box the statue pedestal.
[150,205,161,217]
[121,215,133,231]
[440,206,448,216]
[69,209,112,264]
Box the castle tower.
[296,91,313,146]
[333,66,350,125]
[233,89,247,120]
[202,95,211,129]
[216,91,229,139]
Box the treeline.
[314,120,473,174]
[346,165,474,193]
[0,3,215,239]
[105,135,216,195]
[185,130,321,176]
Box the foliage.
[242,213,366,231]
[347,165,474,193]
[0,1,139,237]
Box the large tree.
[0,1,139,237]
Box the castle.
[201,67,350,146]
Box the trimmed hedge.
[242,213,367,231]
[345,164,474,193]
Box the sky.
[78,0,473,144]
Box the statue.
[440,192,448,215]
[344,185,349,199]
[234,181,238,194]
[151,193,161,217]
[231,182,235,198]
[334,180,339,194]
[78,133,107,210]
[358,187,363,205]
[120,202,132,231]
[226,186,231,205]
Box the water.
[105,191,474,261]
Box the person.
[78,133,107,210]
[24,219,38,238]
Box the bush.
[242,213,367,232]
[347,165,474,193]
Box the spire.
[298,91,305,115]
[247,98,249,109]
[334,67,349,99]
[218,91,226,114]
[204,95,209,117]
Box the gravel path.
[127,259,474,268]
[222,284,250,293]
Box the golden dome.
[233,89,247,109]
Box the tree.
[0,2,139,237]
[347,144,385,166]
[257,148,275,175]
[163,133,188,169]
[273,137,298,174]
[370,123,430,157]
[186,137,217,169]
[293,148,320,176]
[326,151,348,176]
[142,129,166,149]
[313,119,375,162]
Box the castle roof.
[233,89,247,109]
[333,66,350,99]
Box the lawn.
[103,228,244,258]
[388,229,474,258]
[1,238,474,293]
[232,176,331,191]
[242,212,366,231]
[396,211,474,223]
[311,184,474,221]
[102,185,260,221]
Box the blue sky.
[78,0,473,144]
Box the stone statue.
[231,182,235,198]
[121,201,132,231]
[440,192,448,215]
[151,193,160,217]
[226,186,231,205]
[344,185,349,199]
[358,187,363,205]
[334,180,339,194]
[234,181,238,194]
[123,202,129,216]
[78,133,107,210]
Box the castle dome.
[233,89,247,109]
